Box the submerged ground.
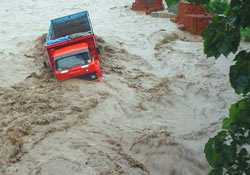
[0,0,247,174]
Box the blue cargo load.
[46,11,93,46]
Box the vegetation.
[205,0,229,14]
[166,0,250,174]
[165,0,229,14]
[241,28,250,42]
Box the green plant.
[167,0,250,174]
[241,28,250,42]
[165,0,180,8]
[165,0,210,7]
[205,0,229,14]
[197,0,250,174]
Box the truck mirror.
[96,46,101,54]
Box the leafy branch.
[166,0,250,174]
[200,0,250,174]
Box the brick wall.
[171,2,213,35]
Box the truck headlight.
[61,70,68,74]
[81,65,89,69]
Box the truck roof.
[46,11,93,46]
[53,43,88,58]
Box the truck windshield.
[55,52,91,71]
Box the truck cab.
[45,11,102,81]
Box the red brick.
[132,0,164,14]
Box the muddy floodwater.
[0,0,248,175]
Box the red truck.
[45,11,102,81]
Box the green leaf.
[206,0,229,14]
[237,148,250,171]
[230,51,250,95]
[165,0,180,7]
[201,15,241,58]
[227,98,250,146]
[209,168,223,175]
[200,0,250,174]
[222,118,230,129]
[204,131,236,169]
[230,0,250,28]
[188,0,210,6]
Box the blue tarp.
[46,11,93,46]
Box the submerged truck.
[45,11,102,81]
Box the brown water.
[0,0,245,174]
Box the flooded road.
[0,0,244,174]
